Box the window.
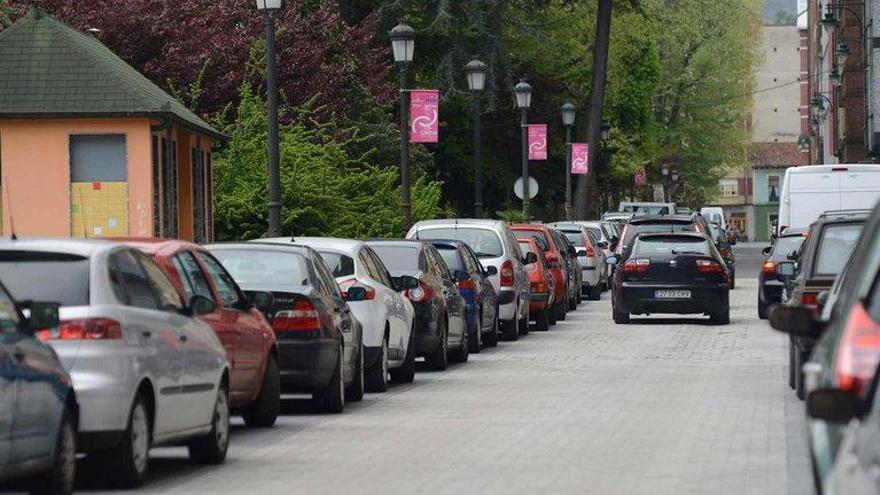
[415,227,504,258]
[172,251,213,301]
[152,135,162,235]
[113,251,158,310]
[634,237,711,256]
[426,247,451,280]
[192,146,208,243]
[319,251,355,278]
[365,249,395,288]
[212,249,310,287]
[719,179,738,197]
[814,223,864,277]
[435,246,464,271]
[312,254,342,298]
[370,245,421,274]
[196,252,243,309]
[139,254,184,312]
[161,137,178,238]
[768,175,780,203]
[70,135,127,182]
[0,286,21,334]
[0,251,90,307]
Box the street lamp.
[514,79,532,218]
[830,64,841,85]
[836,42,850,66]
[466,58,488,217]
[561,102,576,220]
[821,3,840,34]
[389,21,415,231]
[257,0,283,237]
[600,121,611,140]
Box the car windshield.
[770,235,805,261]
[0,251,90,306]
[512,230,549,251]
[624,222,696,248]
[561,231,585,247]
[370,245,421,272]
[635,237,710,256]
[435,246,464,271]
[813,223,864,277]
[317,251,355,278]
[211,249,310,286]
[416,228,503,257]
[621,205,671,215]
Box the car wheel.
[313,344,345,413]
[188,382,230,465]
[30,406,75,495]
[468,309,483,354]
[795,349,806,400]
[568,291,578,310]
[346,345,365,402]
[484,313,499,347]
[518,304,530,336]
[102,394,151,487]
[424,319,449,370]
[555,299,567,321]
[365,336,389,392]
[710,309,730,325]
[758,299,769,320]
[449,321,469,363]
[502,303,519,341]
[390,328,416,383]
[589,284,602,301]
[788,340,796,389]
[534,308,550,331]
[242,356,281,428]
[612,304,630,324]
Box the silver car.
[0,239,230,488]
[406,219,530,341]
[546,222,611,300]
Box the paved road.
[62,244,811,495]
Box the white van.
[700,207,726,230]
[777,164,880,235]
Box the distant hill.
[764,0,796,25]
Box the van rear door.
[788,170,841,228]
[839,167,880,210]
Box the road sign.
[514,177,539,200]
[634,167,647,186]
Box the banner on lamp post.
[528,124,548,160]
[571,143,589,175]
[410,90,439,143]
[634,167,648,187]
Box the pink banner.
[410,90,439,143]
[528,124,547,160]
[634,167,648,187]
[571,143,589,175]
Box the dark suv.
[757,228,807,319]
[614,215,699,258]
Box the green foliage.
[495,210,529,223]
[212,84,442,240]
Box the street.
[72,244,813,495]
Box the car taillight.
[623,258,650,273]
[457,278,476,291]
[500,260,515,286]
[835,302,880,396]
[696,259,726,275]
[406,282,433,303]
[338,278,376,301]
[761,261,777,275]
[802,291,820,315]
[532,278,548,293]
[585,244,595,257]
[37,318,123,340]
[273,300,320,332]
[719,247,732,258]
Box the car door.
[427,247,465,344]
[312,254,354,373]
[112,250,189,434]
[365,248,408,356]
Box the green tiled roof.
[0,8,225,140]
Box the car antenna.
[4,182,16,240]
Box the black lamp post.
[257,0,282,236]
[389,21,415,232]
[514,80,532,218]
[466,58,487,218]
[561,102,576,220]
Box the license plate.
[655,290,691,299]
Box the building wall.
[753,26,802,143]
[0,118,153,237]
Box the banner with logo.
[528,124,547,160]
[634,167,648,187]
[410,90,439,143]
[571,143,589,175]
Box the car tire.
[534,308,550,331]
[795,349,806,400]
[188,382,230,465]
[30,406,75,495]
[365,337,389,392]
[555,299,567,322]
[518,305,530,335]
[589,284,602,301]
[313,344,345,413]
[468,311,483,354]
[484,313,499,347]
[502,302,519,341]
[103,394,151,488]
[612,305,630,324]
[788,340,796,389]
[242,356,281,428]
[568,291,578,310]
[449,322,469,363]
[390,329,416,383]
[424,319,449,370]
[346,346,365,402]
[710,309,730,325]
[758,298,769,319]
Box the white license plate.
[655,290,691,299]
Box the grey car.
[0,239,230,488]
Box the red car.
[119,238,281,428]
[517,237,556,331]
[511,224,568,322]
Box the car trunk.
[626,254,725,285]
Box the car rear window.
[211,249,310,286]
[370,245,421,272]
[624,222,696,248]
[517,240,537,255]
[434,246,464,271]
[512,230,549,251]
[770,235,805,261]
[0,251,90,306]
[416,228,504,258]
[634,237,710,256]
[561,231,585,247]
[813,223,864,277]
[317,251,355,278]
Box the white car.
[261,238,416,391]
[0,239,230,488]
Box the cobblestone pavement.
[70,245,812,495]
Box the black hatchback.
[610,232,730,325]
[757,227,806,319]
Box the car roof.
[634,232,709,241]
[0,237,118,257]
[364,239,425,248]
[111,237,198,255]
[780,227,808,236]
[628,215,694,224]
[411,219,507,230]
[204,242,312,256]
[425,238,467,248]
[260,236,365,253]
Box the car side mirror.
[21,301,60,332]
[393,275,420,291]
[717,241,731,250]
[777,261,795,278]
[346,286,367,302]
[484,265,498,276]
[762,246,773,256]
[524,252,538,265]
[597,241,609,249]
[807,388,862,422]
[606,255,619,266]
[453,270,470,283]
[248,291,274,313]
[576,249,588,257]
[189,294,217,316]
[769,305,824,338]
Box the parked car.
[546,222,610,300]
[406,219,530,341]
[426,239,500,351]
[268,237,417,391]
[610,232,730,325]
[367,240,469,369]
[0,280,75,495]
[706,222,736,289]
[550,229,584,309]
[517,237,556,331]
[510,224,570,322]
[0,239,230,487]
[614,214,699,257]
[206,242,364,413]
[700,206,726,231]
[758,227,807,319]
[780,209,869,399]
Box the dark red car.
[119,238,281,428]
[511,224,569,322]
[517,237,556,331]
